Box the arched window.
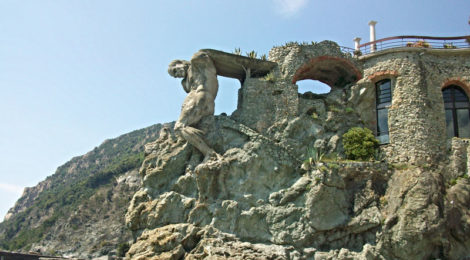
[376,79,391,144]
[443,85,470,138]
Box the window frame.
[442,85,470,138]
[375,79,392,144]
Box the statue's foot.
[202,151,223,163]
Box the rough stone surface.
[125,44,470,260]
[126,118,395,258]
[356,49,470,164]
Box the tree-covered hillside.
[0,123,165,258]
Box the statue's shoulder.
[191,50,212,63]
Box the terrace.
[340,21,470,56]
[354,35,470,55]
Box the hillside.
[0,123,164,258]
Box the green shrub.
[264,72,275,83]
[246,50,257,59]
[449,178,458,186]
[307,147,324,165]
[328,105,341,113]
[233,48,241,55]
[117,242,130,257]
[342,127,379,160]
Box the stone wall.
[449,138,470,181]
[233,44,469,165]
[268,41,358,81]
[233,41,362,134]
[231,77,298,134]
[234,43,470,165]
[356,49,470,164]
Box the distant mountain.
[0,123,166,258]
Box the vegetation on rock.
[342,127,379,161]
[0,124,162,257]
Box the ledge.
[358,47,470,60]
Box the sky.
[1,0,469,220]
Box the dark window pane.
[454,88,469,102]
[376,79,391,144]
[445,103,454,109]
[377,102,391,109]
[457,109,470,138]
[377,108,389,135]
[445,109,455,138]
[443,85,470,138]
[379,80,391,90]
[455,102,470,109]
[377,134,389,144]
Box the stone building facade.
[233,41,470,165]
[124,40,470,259]
[358,48,470,164]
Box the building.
[231,24,470,167]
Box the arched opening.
[215,76,240,116]
[292,56,362,89]
[443,85,470,138]
[296,79,331,94]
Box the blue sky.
[1,0,469,219]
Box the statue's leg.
[174,122,218,161]
[175,90,221,161]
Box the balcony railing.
[346,35,470,56]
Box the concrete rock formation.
[126,42,470,259]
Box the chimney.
[368,20,377,52]
[353,37,362,51]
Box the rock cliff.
[124,116,469,259]
[124,42,470,259]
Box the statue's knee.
[174,122,185,137]
[174,122,182,131]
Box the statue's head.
[168,60,190,78]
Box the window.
[376,79,391,144]
[443,85,470,138]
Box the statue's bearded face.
[168,60,189,78]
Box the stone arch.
[292,56,362,88]
[441,78,470,97]
[368,70,399,83]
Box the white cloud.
[0,183,24,195]
[273,0,308,18]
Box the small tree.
[342,127,379,160]
[117,242,130,257]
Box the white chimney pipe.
[353,37,362,51]
[368,20,377,52]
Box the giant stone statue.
[168,49,277,162]
[168,51,221,161]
